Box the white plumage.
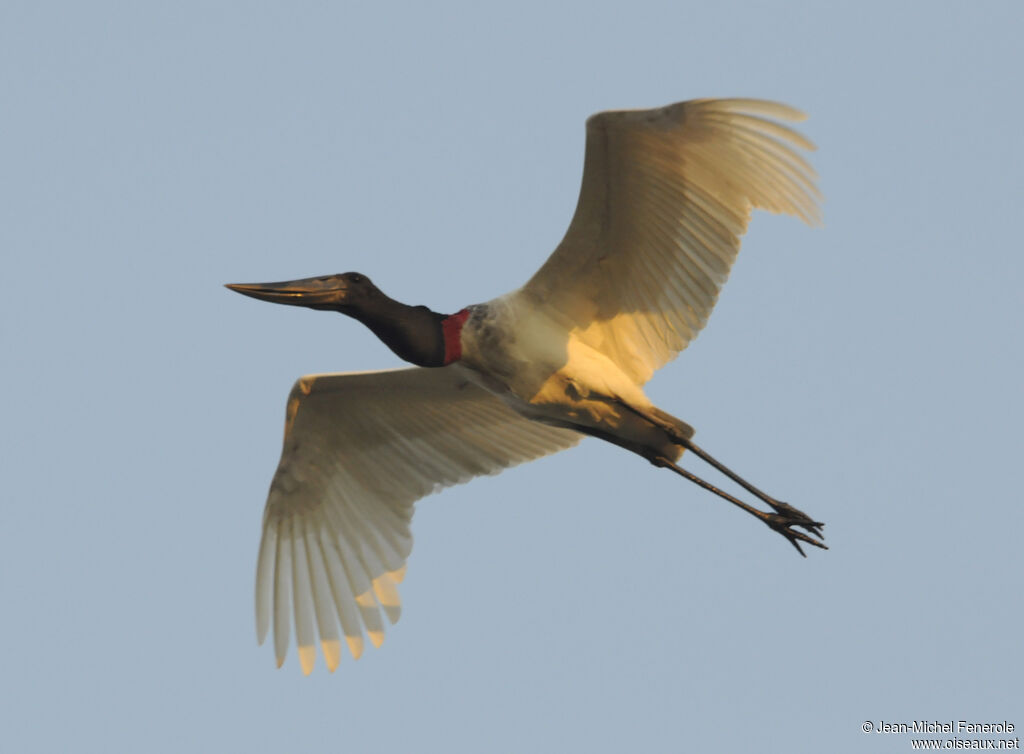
[255,368,581,673]
[522,99,820,385]
[233,98,823,674]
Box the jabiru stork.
[228,97,825,674]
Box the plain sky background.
[3,2,1022,752]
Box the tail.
[647,407,695,442]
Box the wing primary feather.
[255,516,277,646]
[639,170,736,258]
[724,135,821,219]
[674,220,733,289]
[291,519,317,675]
[699,98,808,122]
[303,515,342,672]
[273,515,292,669]
[682,181,748,238]
[628,221,709,329]
[312,504,366,660]
[637,193,723,301]
[321,436,413,563]
[372,572,402,625]
[327,456,413,582]
[721,119,820,183]
[702,110,817,153]
[319,473,387,647]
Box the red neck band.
[441,309,470,365]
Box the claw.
[651,455,828,557]
[762,506,828,557]
[785,532,807,557]
[770,501,825,535]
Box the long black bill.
[225,276,346,311]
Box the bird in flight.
[228,98,825,675]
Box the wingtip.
[298,645,316,675]
[713,98,810,122]
[323,639,341,672]
[346,635,365,660]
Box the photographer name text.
[873,721,1015,735]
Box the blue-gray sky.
[3,2,1022,752]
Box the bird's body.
[456,295,686,462]
[228,98,826,675]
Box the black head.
[227,270,451,367]
[225,272,382,313]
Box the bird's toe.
[762,504,828,557]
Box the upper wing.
[254,365,581,674]
[520,98,822,385]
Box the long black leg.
[682,441,776,505]
[679,439,825,541]
[651,457,827,556]
[552,406,826,555]
[625,404,826,543]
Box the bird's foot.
[759,501,827,557]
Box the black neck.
[342,296,447,368]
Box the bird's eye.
[349,274,364,283]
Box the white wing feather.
[254,366,581,673]
[521,98,822,385]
